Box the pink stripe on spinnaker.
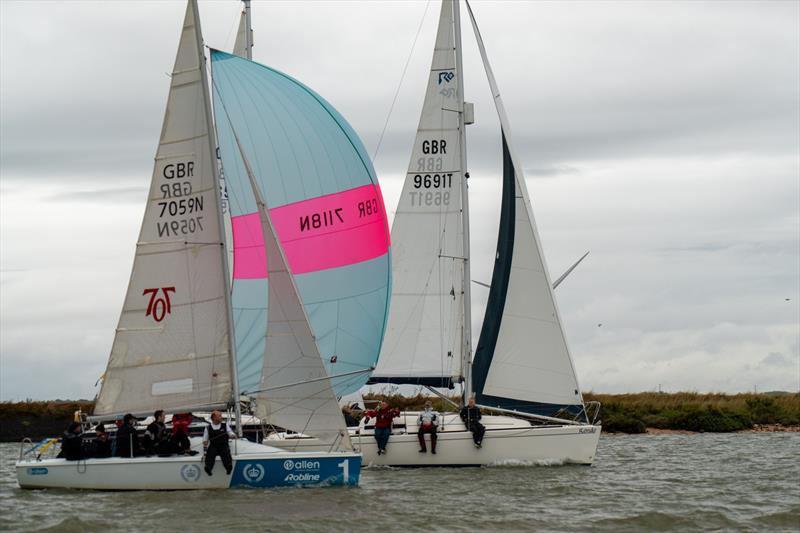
[271,184,390,275]
[232,213,267,279]
[231,184,390,278]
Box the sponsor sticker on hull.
[229,456,360,488]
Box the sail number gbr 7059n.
[155,161,205,238]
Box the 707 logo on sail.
[143,287,175,322]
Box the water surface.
[1,433,797,532]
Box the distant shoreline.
[1,392,798,442]
[607,424,800,435]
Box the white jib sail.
[466,1,583,408]
[94,1,234,417]
[372,0,465,386]
[232,8,248,58]
[226,124,351,452]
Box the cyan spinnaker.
[211,50,391,396]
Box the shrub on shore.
[584,392,800,433]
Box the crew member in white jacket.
[417,401,439,454]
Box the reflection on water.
[1,433,798,532]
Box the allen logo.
[143,287,176,322]
[243,463,265,483]
[438,71,455,85]
[180,464,200,482]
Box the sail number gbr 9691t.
[408,139,453,207]
[156,161,205,238]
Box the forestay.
[370,0,465,388]
[211,51,391,397]
[466,1,584,417]
[95,1,234,417]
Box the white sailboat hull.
[17,439,360,490]
[269,413,600,467]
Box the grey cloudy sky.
[1,0,798,400]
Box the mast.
[244,0,253,60]
[453,0,473,402]
[192,0,242,435]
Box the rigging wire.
[371,0,432,162]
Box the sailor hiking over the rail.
[203,410,237,476]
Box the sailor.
[170,412,194,455]
[460,396,485,448]
[363,401,400,456]
[92,423,112,458]
[341,405,360,427]
[58,422,84,460]
[203,410,237,476]
[417,401,439,454]
[115,413,143,458]
[143,410,169,456]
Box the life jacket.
[207,422,230,448]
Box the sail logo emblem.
[143,287,176,322]
[243,463,265,483]
[283,459,320,471]
[438,71,455,85]
[180,464,201,482]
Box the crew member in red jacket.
[363,401,400,455]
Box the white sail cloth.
[372,0,465,386]
[95,1,233,417]
[466,0,583,410]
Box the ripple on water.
[0,434,798,532]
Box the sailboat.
[276,0,600,466]
[16,0,365,490]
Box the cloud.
[1,0,798,399]
[46,186,148,204]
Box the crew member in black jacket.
[203,410,237,476]
[460,396,485,448]
[58,422,84,460]
[115,413,143,458]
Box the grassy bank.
[583,392,800,433]
[0,401,94,442]
[1,393,798,441]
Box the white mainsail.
[95,1,234,417]
[466,0,583,414]
[233,10,248,58]
[371,0,465,387]
[225,126,351,452]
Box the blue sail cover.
[211,50,391,396]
